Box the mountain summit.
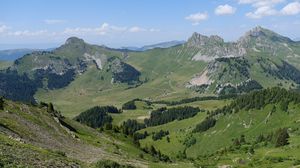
[65,37,85,45]
[239,26,293,44]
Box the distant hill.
[121,40,185,51]
[0,48,54,61]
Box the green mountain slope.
[136,88,300,167]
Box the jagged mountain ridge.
[1,26,300,106]
[187,26,298,62]
[187,26,300,94]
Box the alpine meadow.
[1,0,300,167]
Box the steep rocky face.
[187,33,224,47]
[110,58,141,84]
[188,57,254,93]
[188,33,246,62]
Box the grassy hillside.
[133,88,300,167]
[0,99,151,167]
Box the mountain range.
[2,26,300,167]
[0,26,300,110]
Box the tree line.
[144,106,201,127]
[74,106,120,128]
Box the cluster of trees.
[255,128,289,147]
[152,130,169,141]
[121,119,145,136]
[216,57,250,79]
[183,135,196,147]
[122,100,136,110]
[98,106,120,113]
[74,106,115,128]
[34,68,76,90]
[47,70,75,89]
[231,134,247,149]
[133,131,149,142]
[0,70,40,103]
[122,98,152,110]
[141,145,171,162]
[144,106,200,127]
[193,117,216,133]
[275,128,290,147]
[236,80,263,93]
[218,80,263,95]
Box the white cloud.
[246,6,278,18]
[9,30,48,36]
[149,28,160,32]
[63,23,127,35]
[238,0,285,7]
[185,12,208,25]
[238,0,291,19]
[0,23,159,41]
[215,4,236,15]
[128,26,147,33]
[63,23,157,35]
[0,24,9,33]
[281,1,300,15]
[44,19,66,24]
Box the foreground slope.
[0,99,151,167]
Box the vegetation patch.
[145,106,201,127]
[74,106,116,128]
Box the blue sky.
[1,0,300,49]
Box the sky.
[1,0,300,49]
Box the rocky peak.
[187,32,224,47]
[65,37,85,45]
[239,26,292,43]
[246,26,266,37]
